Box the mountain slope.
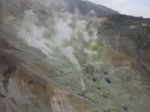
[0,0,150,112]
[1,0,118,17]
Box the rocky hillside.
[1,0,118,17]
[0,0,150,112]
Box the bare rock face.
[0,1,95,112]
[0,28,94,112]
[0,0,150,112]
[99,15,150,74]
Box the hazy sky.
[87,0,150,18]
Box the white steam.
[17,10,81,70]
[75,20,90,42]
[15,8,101,95]
[61,46,80,70]
[54,19,72,46]
[17,10,52,55]
[16,9,98,72]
